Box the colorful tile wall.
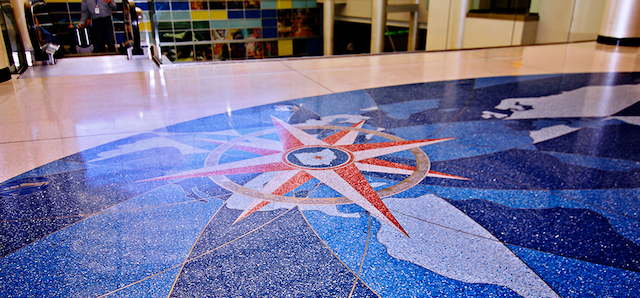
[143,0,321,62]
[39,0,320,61]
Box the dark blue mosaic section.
[510,245,640,297]
[187,205,290,257]
[170,208,357,297]
[0,168,166,257]
[448,199,640,271]
[535,122,640,162]
[615,100,640,116]
[350,280,380,298]
[364,73,640,127]
[0,216,85,257]
[432,149,640,190]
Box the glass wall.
[134,0,609,63]
[138,0,322,63]
[428,0,607,51]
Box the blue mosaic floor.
[2,72,640,297]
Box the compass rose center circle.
[283,146,354,170]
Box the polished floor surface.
[1,42,640,297]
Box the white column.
[370,0,387,54]
[426,0,467,51]
[407,0,419,51]
[323,0,335,55]
[11,0,32,51]
[598,0,640,46]
[0,26,11,82]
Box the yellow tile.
[278,40,293,56]
[277,0,292,9]
[139,21,150,31]
[209,10,228,20]
[191,11,209,20]
[66,0,82,2]
[47,0,69,2]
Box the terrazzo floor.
[1,42,640,297]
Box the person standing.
[79,0,116,53]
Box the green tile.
[156,11,172,21]
[193,30,212,41]
[210,20,229,29]
[172,11,191,20]
[158,21,173,30]
[228,19,245,28]
[307,0,317,7]
[245,19,261,28]
[261,1,276,9]
[173,21,191,29]
[193,21,209,29]
[292,0,306,8]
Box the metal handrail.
[24,0,60,62]
[122,0,143,56]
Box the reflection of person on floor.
[79,0,116,53]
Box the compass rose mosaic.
[2,73,640,297]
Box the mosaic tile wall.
[141,0,322,62]
[36,0,321,61]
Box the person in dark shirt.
[79,0,116,53]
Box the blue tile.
[262,27,277,38]
[261,18,277,27]
[261,9,276,18]
[227,10,244,19]
[171,1,190,10]
[245,9,260,18]
[154,2,170,10]
[135,2,148,10]
[307,37,321,54]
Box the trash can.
[598,0,640,46]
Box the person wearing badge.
[79,0,116,53]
